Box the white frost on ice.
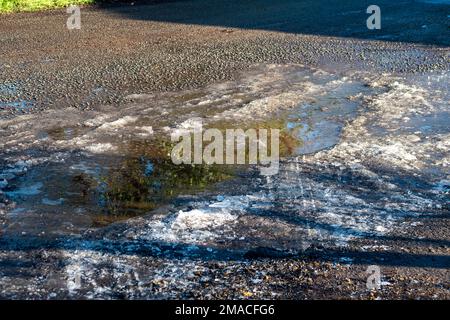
[84,143,117,154]
[97,116,138,131]
[136,126,154,137]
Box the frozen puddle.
[0,64,448,295]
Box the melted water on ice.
[0,65,448,261]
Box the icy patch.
[295,121,342,154]
[177,117,204,130]
[84,143,117,154]
[97,116,138,131]
[61,248,219,299]
[5,182,43,197]
[318,73,450,174]
[433,180,450,194]
[42,198,64,206]
[0,100,34,111]
[0,64,447,267]
[0,179,8,189]
[125,94,154,100]
[69,162,100,177]
[136,126,153,137]
[214,91,309,121]
[135,205,240,245]
[173,209,237,235]
[367,81,435,128]
[83,115,110,127]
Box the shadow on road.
[100,0,450,46]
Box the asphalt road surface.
[0,0,449,299]
[0,0,449,115]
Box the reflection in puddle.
[100,144,232,219]
[1,140,234,234]
[0,80,368,236]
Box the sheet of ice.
[5,182,43,197]
[42,198,64,206]
[0,64,447,263]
